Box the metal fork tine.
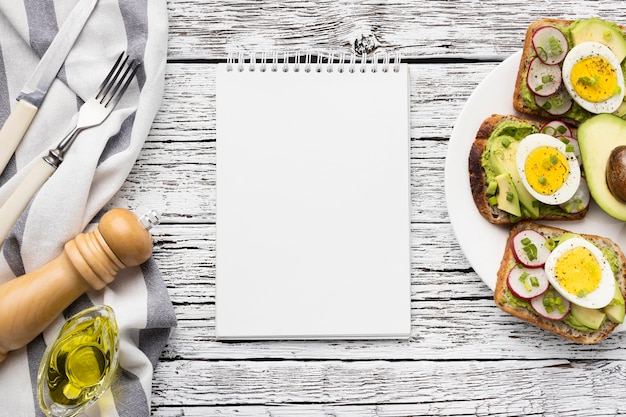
[106,60,140,108]
[98,55,131,105]
[95,52,126,102]
[104,59,136,107]
[102,56,130,101]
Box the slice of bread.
[494,221,626,344]
[513,19,574,122]
[469,114,588,224]
[513,18,626,125]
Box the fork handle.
[0,159,56,244]
[0,100,38,175]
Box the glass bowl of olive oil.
[37,305,119,417]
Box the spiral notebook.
[215,52,411,339]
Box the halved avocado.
[570,17,626,62]
[578,113,626,221]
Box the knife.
[0,0,99,175]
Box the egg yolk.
[554,246,602,297]
[570,55,619,103]
[524,146,569,195]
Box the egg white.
[544,237,615,309]
[516,133,581,205]
[561,41,625,114]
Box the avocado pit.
[606,145,626,202]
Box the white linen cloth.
[0,1,175,416]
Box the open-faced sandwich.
[469,114,589,224]
[495,221,626,343]
[514,17,626,125]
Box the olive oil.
[38,305,119,417]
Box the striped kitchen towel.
[0,1,175,416]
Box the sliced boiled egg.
[544,237,615,309]
[562,41,625,114]
[516,133,581,205]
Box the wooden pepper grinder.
[0,208,159,363]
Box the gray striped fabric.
[0,1,175,416]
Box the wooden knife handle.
[0,158,56,244]
[0,99,38,175]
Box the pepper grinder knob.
[0,208,159,363]
[100,208,157,266]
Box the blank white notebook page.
[216,56,411,339]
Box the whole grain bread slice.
[468,114,588,224]
[494,221,626,344]
[513,18,626,125]
[512,19,573,122]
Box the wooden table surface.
[120,1,626,415]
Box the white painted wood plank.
[152,402,625,417]
[166,1,626,59]
[161,315,626,361]
[150,359,626,416]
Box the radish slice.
[526,57,562,97]
[557,136,581,165]
[531,288,570,320]
[559,177,590,214]
[511,230,552,268]
[532,26,569,65]
[534,86,573,116]
[540,120,573,138]
[507,266,550,299]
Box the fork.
[0,52,140,244]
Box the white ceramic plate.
[445,51,626,308]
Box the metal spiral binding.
[225,51,402,73]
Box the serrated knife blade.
[0,0,99,175]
